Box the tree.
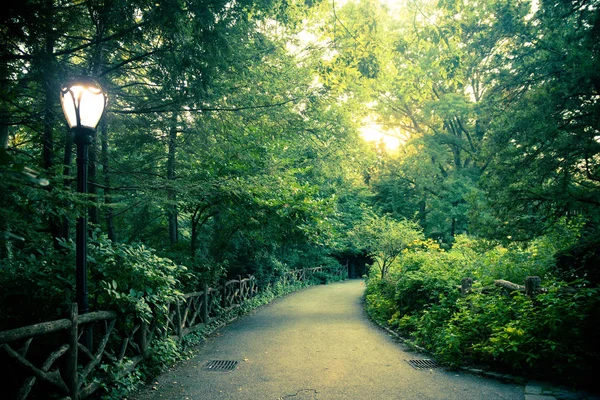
[349,211,423,278]
[481,0,600,239]
[308,0,535,243]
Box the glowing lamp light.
[60,77,107,130]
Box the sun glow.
[359,122,403,151]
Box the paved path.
[133,280,527,400]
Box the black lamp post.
[60,77,107,323]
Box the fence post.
[525,276,541,297]
[66,303,78,399]
[250,275,257,297]
[461,277,473,295]
[140,320,148,354]
[202,283,209,323]
[175,301,183,339]
[221,279,227,309]
[238,275,243,303]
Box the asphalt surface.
[132,279,525,400]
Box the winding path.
[133,280,524,400]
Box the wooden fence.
[165,276,259,342]
[279,266,322,286]
[459,275,557,296]
[0,266,341,400]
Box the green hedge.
[364,233,600,388]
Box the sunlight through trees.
[1,0,599,394]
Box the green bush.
[363,231,600,387]
[0,232,189,328]
[0,244,75,328]
[87,234,187,324]
[469,283,600,382]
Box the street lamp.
[60,77,107,323]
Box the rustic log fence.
[278,266,347,286]
[0,266,344,400]
[459,275,547,296]
[280,266,324,286]
[164,275,258,342]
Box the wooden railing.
[279,265,347,285]
[457,275,577,297]
[280,266,322,286]
[166,276,258,341]
[0,267,344,399]
[0,305,128,400]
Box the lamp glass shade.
[60,79,106,130]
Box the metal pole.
[74,127,94,350]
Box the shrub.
[85,234,188,325]
[0,243,76,328]
[470,282,600,384]
[363,231,600,387]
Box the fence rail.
[0,266,344,400]
[457,275,577,297]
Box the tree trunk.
[0,120,7,149]
[42,84,54,172]
[87,1,112,241]
[419,195,427,227]
[87,2,108,230]
[100,118,116,241]
[40,9,61,248]
[191,204,215,261]
[191,220,197,260]
[60,127,73,241]
[88,135,99,226]
[167,114,178,245]
[0,121,8,260]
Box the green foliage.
[98,365,147,400]
[555,231,600,284]
[143,337,184,377]
[364,274,398,324]
[0,232,188,331]
[2,0,600,393]
[457,283,600,381]
[0,244,75,328]
[349,210,424,278]
[481,0,600,237]
[364,229,600,386]
[85,234,187,324]
[0,0,368,321]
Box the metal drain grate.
[202,360,239,372]
[406,359,440,370]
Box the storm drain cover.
[202,360,239,372]
[406,359,441,370]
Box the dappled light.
[1,0,599,398]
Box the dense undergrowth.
[0,233,345,399]
[0,231,341,329]
[364,227,600,389]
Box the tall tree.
[481,0,600,238]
